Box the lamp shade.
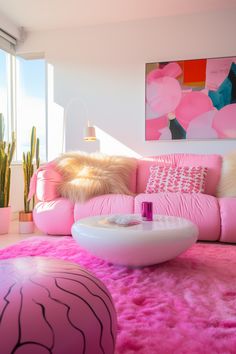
[84,123,96,141]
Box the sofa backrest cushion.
[136,153,222,196]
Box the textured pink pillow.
[145,165,208,194]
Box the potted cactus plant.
[19,126,40,234]
[0,113,16,234]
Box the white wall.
[0,12,21,39]
[17,9,236,157]
[10,165,24,213]
[12,9,236,211]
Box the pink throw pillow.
[145,165,208,194]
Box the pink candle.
[141,201,153,221]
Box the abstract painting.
[145,56,236,140]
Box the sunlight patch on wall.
[95,126,141,158]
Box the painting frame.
[145,56,236,141]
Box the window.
[0,49,10,140]
[0,49,47,161]
[16,57,47,161]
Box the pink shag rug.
[1,237,236,354]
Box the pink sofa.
[33,153,236,243]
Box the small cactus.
[0,114,16,208]
[23,126,40,213]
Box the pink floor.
[1,237,236,354]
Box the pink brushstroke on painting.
[146,76,182,117]
[213,103,236,138]
[175,91,213,131]
[206,57,236,90]
[145,56,236,140]
[146,62,182,119]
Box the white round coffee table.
[72,214,198,267]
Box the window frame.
[0,49,48,163]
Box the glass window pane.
[16,57,46,161]
[0,49,9,140]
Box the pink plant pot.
[0,206,11,235]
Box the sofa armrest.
[219,197,236,243]
[30,162,62,202]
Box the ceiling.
[0,0,236,31]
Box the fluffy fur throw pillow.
[217,151,236,197]
[54,152,137,203]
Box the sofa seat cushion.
[218,198,236,243]
[135,193,220,241]
[33,198,74,235]
[74,194,134,221]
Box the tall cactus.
[0,113,16,208]
[0,113,4,142]
[22,126,40,213]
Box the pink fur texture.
[1,238,236,354]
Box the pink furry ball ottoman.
[0,257,117,354]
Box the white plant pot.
[19,211,35,234]
[19,221,35,234]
